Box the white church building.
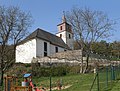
[16,16,74,63]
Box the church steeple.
[62,13,66,23]
[62,11,67,23]
[57,13,72,33]
[56,14,74,50]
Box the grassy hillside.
[5,63,120,91]
[32,73,94,91]
[31,71,120,91]
[31,73,112,91]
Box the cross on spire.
[62,11,66,23]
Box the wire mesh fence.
[89,53,120,91]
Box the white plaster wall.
[50,44,65,55]
[36,38,50,57]
[36,39,43,57]
[56,31,74,50]
[36,38,65,57]
[56,31,67,43]
[16,38,66,63]
[16,39,36,63]
[50,44,55,55]
[67,39,74,50]
[58,46,65,52]
[66,32,74,50]
[57,23,66,32]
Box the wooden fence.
[11,86,32,91]
[4,76,32,91]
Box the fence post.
[115,66,117,79]
[50,64,52,91]
[111,65,115,81]
[89,73,97,91]
[106,65,108,89]
[118,65,120,78]
[96,67,99,91]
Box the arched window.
[60,34,62,38]
[69,34,71,39]
[44,42,47,56]
[55,47,58,53]
[60,26,62,30]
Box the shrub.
[31,65,67,77]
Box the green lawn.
[111,80,120,91]
[32,74,95,91]
[31,72,119,91]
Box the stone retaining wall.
[32,50,82,65]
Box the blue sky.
[0,0,120,42]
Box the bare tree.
[66,7,115,73]
[0,6,32,86]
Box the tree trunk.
[0,59,4,86]
[0,70,4,86]
[80,48,84,73]
[83,54,89,73]
[80,57,84,73]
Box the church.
[16,16,74,63]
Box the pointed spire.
[62,11,66,23]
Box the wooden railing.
[11,86,32,91]
[4,76,18,91]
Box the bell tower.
[56,14,74,50]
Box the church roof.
[18,28,69,49]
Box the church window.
[60,26,62,30]
[44,42,47,56]
[55,47,58,53]
[69,34,71,39]
[60,34,62,38]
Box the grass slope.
[32,72,120,91]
